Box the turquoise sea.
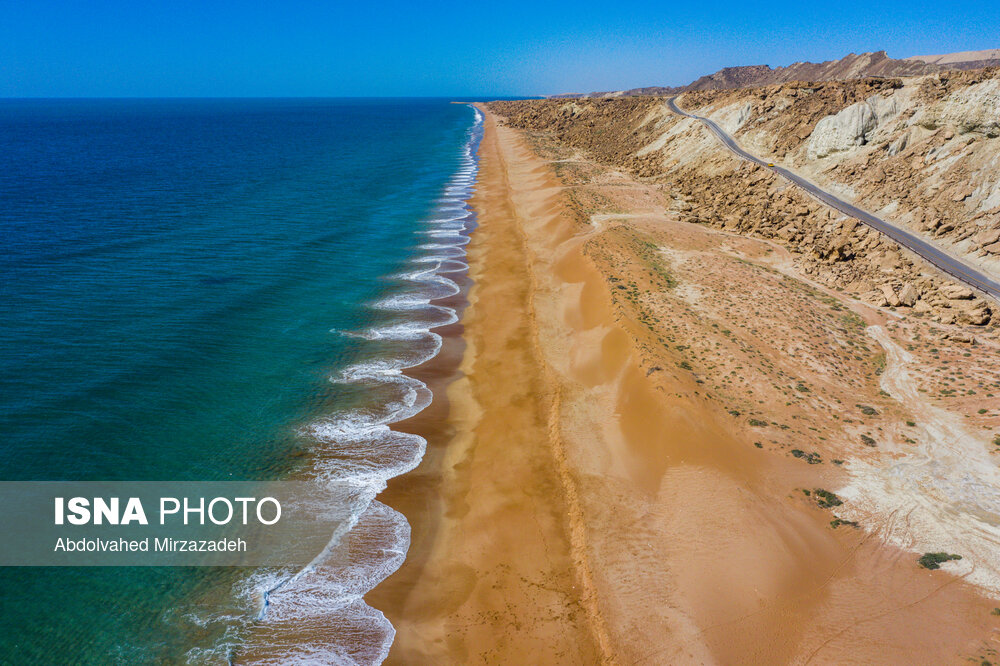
[0,98,482,663]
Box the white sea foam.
[419,236,470,249]
[233,105,484,665]
[232,502,409,665]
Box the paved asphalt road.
[667,96,1000,301]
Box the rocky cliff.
[553,50,999,99]
[685,67,1000,310]
[491,79,998,327]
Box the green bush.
[791,449,822,464]
[917,552,962,570]
[813,489,843,509]
[830,518,859,529]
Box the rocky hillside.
[553,50,999,99]
[685,67,1000,294]
[687,52,935,91]
[490,90,996,328]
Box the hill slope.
[554,49,1000,99]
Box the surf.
[230,106,484,665]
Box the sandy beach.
[10,4,1000,662]
[368,105,1000,663]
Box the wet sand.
[369,104,603,663]
[367,106,999,663]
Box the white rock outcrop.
[711,102,753,134]
[807,101,877,159]
[916,79,1000,137]
[866,93,900,124]
[806,93,902,160]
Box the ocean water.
[0,98,482,663]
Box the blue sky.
[1,0,998,97]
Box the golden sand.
[367,106,999,664]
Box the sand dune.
[907,49,1000,65]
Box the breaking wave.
[221,105,483,665]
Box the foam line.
[231,105,484,665]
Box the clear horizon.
[1,0,998,98]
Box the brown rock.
[876,250,902,273]
[880,284,901,306]
[898,283,919,306]
[945,332,975,343]
[941,284,974,300]
[865,291,889,307]
[956,301,992,326]
[951,184,974,202]
[975,229,1000,247]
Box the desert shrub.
[813,489,843,509]
[791,449,822,464]
[830,518,859,529]
[917,552,962,570]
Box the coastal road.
[666,96,1000,302]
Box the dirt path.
[838,326,1000,593]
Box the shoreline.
[368,105,1000,663]
[233,107,484,664]
[368,104,605,662]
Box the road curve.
[666,96,1000,302]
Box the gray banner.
[0,481,356,566]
